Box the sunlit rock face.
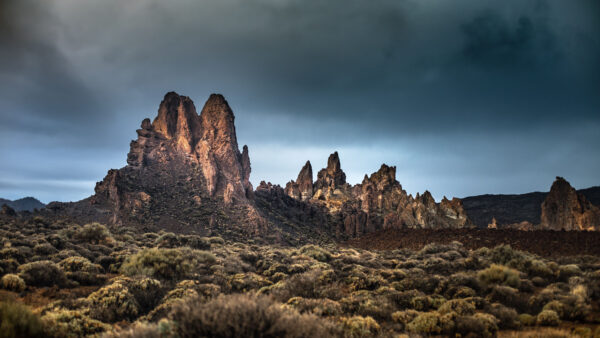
[86,92,265,234]
[284,161,313,201]
[127,92,251,203]
[540,177,600,231]
[283,153,472,237]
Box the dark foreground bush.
[17,261,67,287]
[169,293,339,337]
[0,301,44,338]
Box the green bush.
[518,313,536,326]
[58,256,103,285]
[102,319,175,338]
[438,299,475,316]
[41,309,110,338]
[0,301,44,338]
[297,245,331,262]
[74,223,111,244]
[478,264,521,288]
[454,313,498,337]
[406,311,454,335]
[0,274,25,292]
[487,303,520,329]
[18,261,67,287]
[169,294,338,337]
[537,309,560,326]
[87,280,139,323]
[286,297,342,317]
[121,248,215,280]
[340,315,380,337]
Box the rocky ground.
[345,228,600,257]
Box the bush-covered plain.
[0,217,599,337]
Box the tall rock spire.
[540,177,599,231]
[315,151,346,191]
[94,92,256,229]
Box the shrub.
[229,273,272,292]
[41,309,110,337]
[391,309,420,328]
[103,319,175,338]
[0,274,25,292]
[33,243,58,256]
[297,245,331,262]
[478,264,521,288]
[87,281,139,323]
[454,313,498,337]
[406,311,454,335]
[340,315,380,337]
[536,309,560,326]
[518,313,536,326]
[58,256,103,285]
[286,297,342,317]
[121,248,215,280]
[486,285,527,311]
[438,299,475,316]
[486,303,520,329]
[169,294,338,337]
[18,261,67,287]
[0,301,44,338]
[527,260,554,279]
[74,223,111,244]
[543,300,566,319]
[557,264,582,282]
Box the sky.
[0,0,599,204]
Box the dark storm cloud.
[0,0,599,202]
[460,11,558,69]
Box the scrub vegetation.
[0,217,599,337]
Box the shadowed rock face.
[540,177,600,231]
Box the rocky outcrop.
[46,92,265,236]
[1,204,17,217]
[540,177,600,231]
[314,152,347,194]
[461,186,600,228]
[284,161,313,201]
[283,155,472,237]
[126,92,251,204]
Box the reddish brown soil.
[344,229,600,257]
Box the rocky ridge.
[33,92,598,242]
[282,153,471,237]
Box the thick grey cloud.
[0,0,598,203]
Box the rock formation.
[540,177,600,231]
[284,161,313,201]
[282,154,471,237]
[46,92,264,237]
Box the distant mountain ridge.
[462,185,600,228]
[0,197,45,212]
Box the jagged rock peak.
[152,92,202,153]
[363,164,396,187]
[315,151,346,190]
[327,152,342,173]
[297,161,313,185]
[540,176,600,231]
[124,92,252,205]
[284,161,314,201]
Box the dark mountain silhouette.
[0,197,45,212]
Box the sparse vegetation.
[0,217,598,337]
